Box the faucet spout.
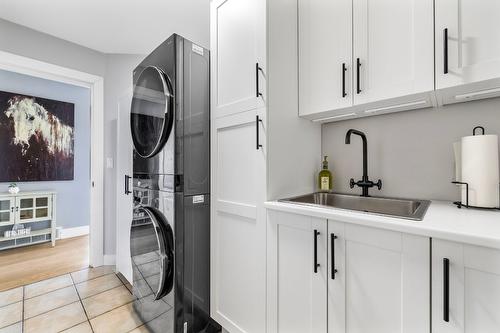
[345,129,368,180]
[345,129,381,197]
[345,129,366,144]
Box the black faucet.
[345,129,382,197]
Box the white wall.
[322,98,500,201]
[103,53,143,254]
[0,18,144,255]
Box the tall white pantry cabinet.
[209,0,320,332]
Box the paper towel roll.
[461,134,499,208]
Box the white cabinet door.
[432,239,500,333]
[211,109,266,333]
[435,0,500,89]
[32,195,52,221]
[330,222,430,333]
[267,210,327,333]
[15,195,53,223]
[211,0,265,119]
[0,197,15,226]
[353,0,434,105]
[298,0,352,116]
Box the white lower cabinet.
[432,239,500,333]
[329,221,430,333]
[267,210,327,333]
[267,210,430,333]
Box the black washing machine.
[128,34,220,333]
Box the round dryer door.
[130,66,174,158]
[130,206,174,300]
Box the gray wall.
[0,18,106,76]
[0,69,91,228]
[0,18,143,255]
[322,98,500,201]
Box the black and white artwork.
[0,90,75,181]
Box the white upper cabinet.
[432,239,500,333]
[435,0,500,90]
[353,0,434,105]
[298,0,434,121]
[211,0,265,119]
[298,0,353,116]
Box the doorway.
[0,51,105,290]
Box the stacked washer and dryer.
[129,34,220,333]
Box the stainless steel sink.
[279,192,431,221]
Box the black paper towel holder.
[473,126,485,136]
[452,125,499,210]
[451,181,500,210]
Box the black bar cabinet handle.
[256,63,263,97]
[356,58,361,94]
[331,233,338,279]
[256,116,263,150]
[314,230,320,273]
[125,175,132,195]
[342,63,347,98]
[443,258,450,322]
[443,28,449,74]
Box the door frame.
[0,50,105,267]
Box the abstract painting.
[0,91,75,181]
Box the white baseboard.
[103,254,116,266]
[60,225,90,239]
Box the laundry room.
[1,1,500,333]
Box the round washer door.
[130,66,174,158]
[130,206,174,300]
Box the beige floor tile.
[82,285,134,319]
[128,325,150,333]
[71,266,115,284]
[0,321,22,333]
[24,302,87,333]
[60,321,93,333]
[129,309,174,333]
[0,287,23,308]
[24,274,73,299]
[76,274,122,299]
[90,303,143,333]
[24,285,79,319]
[0,302,22,329]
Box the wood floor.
[0,235,89,291]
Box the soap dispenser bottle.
[318,156,332,192]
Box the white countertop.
[265,200,500,250]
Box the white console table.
[0,191,56,250]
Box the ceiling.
[0,0,209,55]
